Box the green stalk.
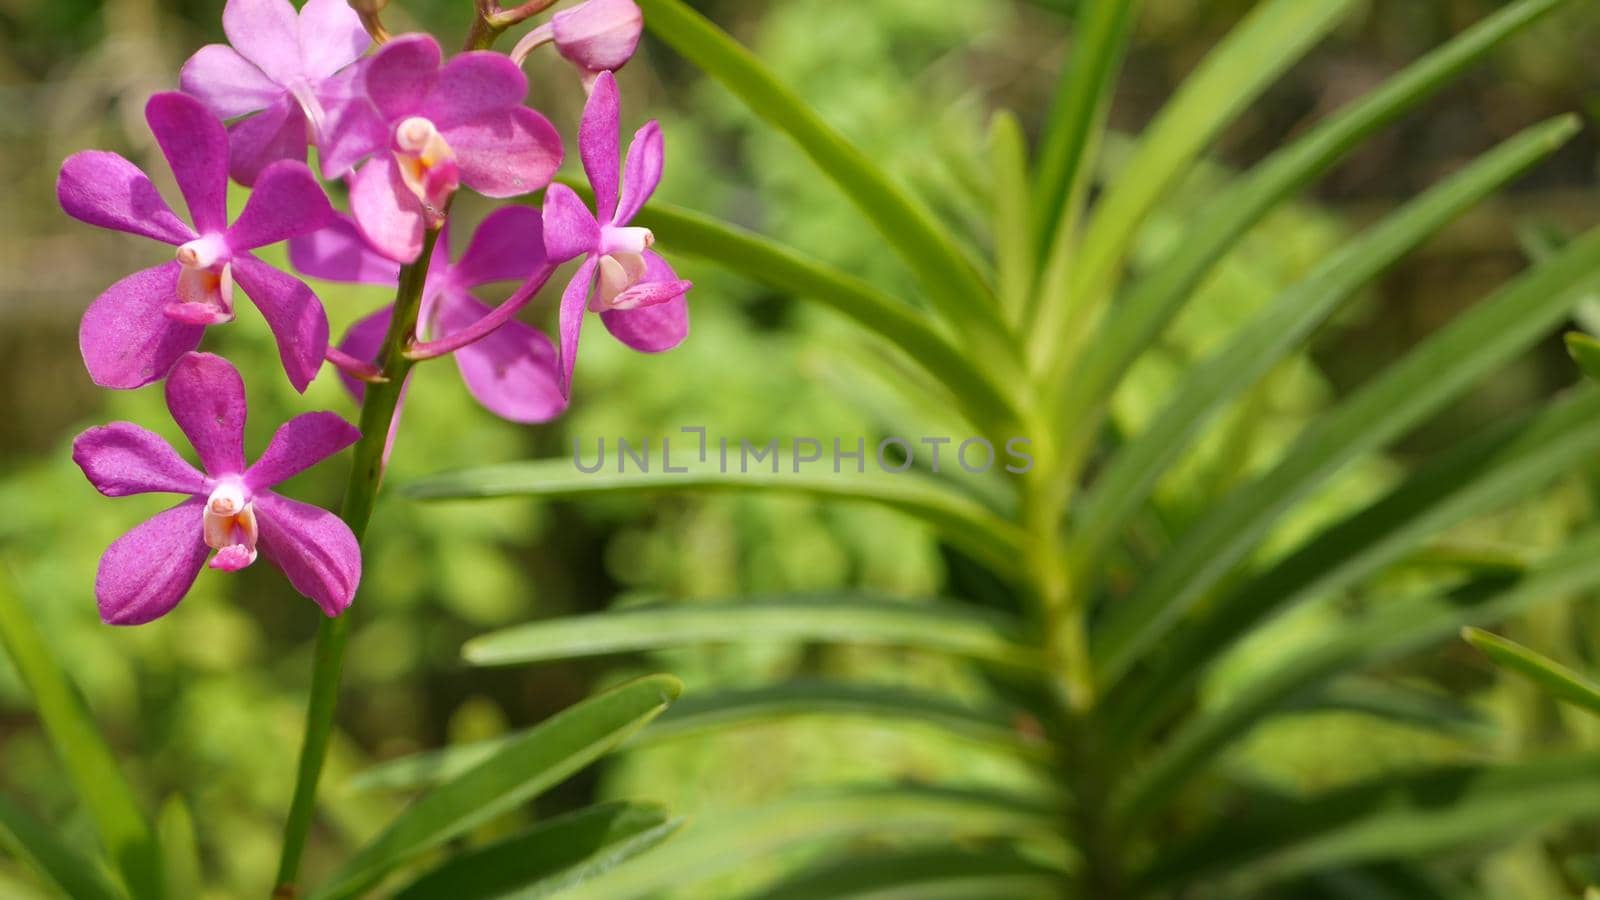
[272,229,441,899]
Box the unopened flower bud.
[513,0,641,76]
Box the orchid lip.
[203,479,259,569]
[392,117,459,221]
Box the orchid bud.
[514,0,642,76]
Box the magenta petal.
[439,292,566,423]
[601,251,689,351]
[317,71,389,179]
[541,183,601,263]
[290,214,400,285]
[96,498,210,626]
[422,51,528,130]
[232,254,330,392]
[557,256,598,397]
[164,351,248,476]
[614,121,663,226]
[57,151,194,246]
[80,262,205,389]
[335,305,393,402]
[579,71,622,221]
[146,93,231,236]
[450,206,546,288]
[226,96,308,187]
[298,0,370,79]
[365,34,441,122]
[222,0,302,84]
[245,411,360,488]
[180,44,281,119]
[227,160,333,251]
[254,491,360,617]
[552,0,643,73]
[448,107,563,199]
[350,156,425,263]
[73,423,207,497]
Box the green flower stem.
[272,228,441,899]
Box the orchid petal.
[297,0,370,79]
[255,492,360,617]
[541,183,601,263]
[364,34,441,123]
[96,498,210,625]
[57,151,194,246]
[557,255,599,397]
[438,291,566,423]
[232,254,330,392]
[614,120,663,226]
[245,412,360,489]
[450,205,546,288]
[421,51,528,130]
[350,156,425,263]
[317,71,389,179]
[72,423,207,497]
[579,71,621,221]
[290,214,400,285]
[80,262,204,389]
[447,107,563,199]
[146,92,231,235]
[180,44,281,119]
[600,251,689,351]
[226,160,333,251]
[222,0,301,85]
[225,96,308,187]
[164,351,249,476]
[335,305,393,402]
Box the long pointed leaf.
[1462,627,1600,717]
[754,847,1066,900]
[0,794,123,900]
[312,675,681,900]
[989,111,1035,326]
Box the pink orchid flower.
[290,207,565,423]
[180,0,372,185]
[57,92,335,392]
[71,353,362,625]
[511,0,644,89]
[541,71,692,399]
[325,33,564,263]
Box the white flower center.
[203,481,259,571]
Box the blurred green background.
[1,0,1598,895]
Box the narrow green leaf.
[557,787,1063,900]
[458,598,1043,671]
[0,572,162,900]
[313,675,682,900]
[988,110,1034,325]
[634,0,1014,359]
[1107,385,1600,747]
[1291,678,1491,741]
[402,458,1029,578]
[0,794,123,900]
[353,680,1043,792]
[1073,115,1580,567]
[392,803,682,900]
[1566,331,1600,380]
[1050,0,1580,443]
[1094,227,1600,686]
[155,798,199,900]
[753,847,1066,900]
[1114,528,1600,826]
[1032,0,1357,367]
[1141,750,1600,890]
[1463,627,1600,717]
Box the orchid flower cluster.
[58,0,686,626]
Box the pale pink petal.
[317,68,389,178]
[349,156,425,263]
[552,0,643,73]
[226,160,333,251]
[541,183,600,263]
[180,44,282,119]
[557,255,598,397]
[245,412,360,488]
[297,0,370,79]
[96,498,210,625]
[226,95,309,187]
[232,254,331,392]
[420,51,527,129]
[222,0,301,84]
[335,305,393,401]
[57,151,194,245]
[145,92,231,235]
[79,262,204,389]
[614,120,662,225]
[164,351,248,476]
[450,205,546,288]
[579,71,621,221]
[447,107,563,199]
[600,251,689,351]
[290,214,400,285]
[72,423,207,497]
[364,33,440,122]
[438,291,566,423]
[255,491,360,616]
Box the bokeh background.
[2,0,1599,895]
